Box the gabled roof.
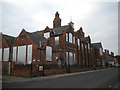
[2,34,16,47]
[26,31,47,45]
[91,42,103,49]
[51,25,68,36]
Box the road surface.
[2,68,119,88]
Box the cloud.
[1,1,118,55]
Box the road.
[2,68,119,88]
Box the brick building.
[1,12,108,76]
[91,42,104,67]
[103,49,116,67]
[0,33,15,75]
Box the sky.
[0,0,118,55]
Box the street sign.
[39,65,43,71]
[37,59,40,62]
[33,59,36,62]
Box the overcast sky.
[0,0,118,55]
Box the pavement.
[2,68,114,83]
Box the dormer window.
[44,32,50,39]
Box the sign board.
[37,59,40,62]
[39,65,43,71]
[33,59,36,62]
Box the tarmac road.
[2,68,119,88]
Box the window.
[18,45,26,64]
[88,43,90,53]
[46,46,52,61]
[66,33,68,42]
[3,48,9,61]
[73,36,75,44]
[74,53,76,64]
[27,45,32,64]
[78,39,80,50]
[100,48,103,56]
[44,32,50,39]
[66,52,69,65]
[55,36,59,45]
[82,43,84,51]
[69,52,73,65]
[12,47,17,62]
[69,33,72,43]
[0,48,2,61]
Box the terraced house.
[1,12,110,77]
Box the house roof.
[26,31,47,45]
[91,42,103,49]
[2,34,16,47]
[51,25,69,36]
